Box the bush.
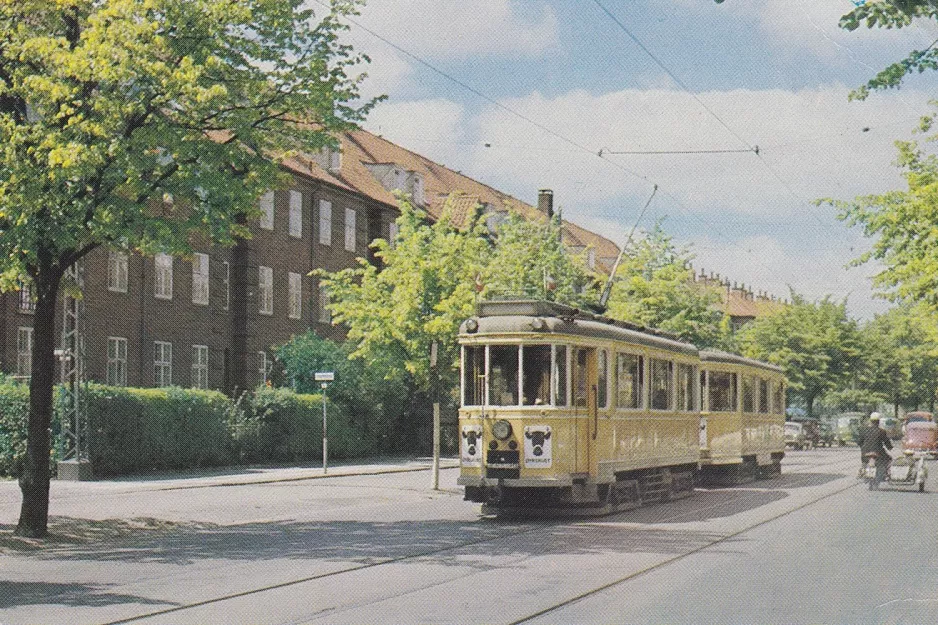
[229,387,374,464]
[0,379,30,477]
[86,385,231,477]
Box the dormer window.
[314,146,342,174]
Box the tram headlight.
[492,419,513,441]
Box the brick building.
[0,128,620,394]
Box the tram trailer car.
[457,300,704,516]
[698,350,786,485]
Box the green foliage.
[736,292,862,417]
[229,387,366,464]
[604,223,732,348]
[0,379,31,477]
[86,385,231,476]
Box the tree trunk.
[15,274,61,538]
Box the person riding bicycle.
[859,412,893,481]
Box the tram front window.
[522,345,551,405]
[463,346,485,406]
[553,345,568,406]
[709,371,737,412]
[490,345,519,406]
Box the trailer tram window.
[522,345,551,406]
[489,345,519,406]
[677,363,696,411]
[742,375,755,413]
[708,371,737,412]
[773,382,784,415]
[616,353,643,409]
[759,378,769,413]
[463,346,485,406]
[553,345,568,406]
[650,358,673,410]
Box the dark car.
[817,422,837,447]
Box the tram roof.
[460,299,698,356]
[700,349,784,374]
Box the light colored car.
[785,422,808,450]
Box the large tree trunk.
[15,273,61,538]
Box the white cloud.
[364,98,469,163]
[353,0,558,58]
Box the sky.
[327,0,937,320]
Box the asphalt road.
[2,448,935,625]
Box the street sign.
[314,371,335,382]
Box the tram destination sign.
[314,372,335,382]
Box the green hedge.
[0,381,369,478]
[230,387,370,464]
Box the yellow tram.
[698,350,786,484]
[456,300,786,515]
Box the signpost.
[315,372,335,474]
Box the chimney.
[538,189,554,218]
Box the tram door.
[571,347,597,475]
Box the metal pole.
[432,401,440,490]
[322,383,328,474]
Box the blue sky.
[329,0,937,319]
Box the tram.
[698,350,786,484]
[456,300,786,516]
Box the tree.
[0,0,375,537]
[604,223,732,349]
[736,293,862,418]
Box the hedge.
[0,381,366,478]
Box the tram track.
[99,453,862,625]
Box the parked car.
[785,422,808,450]
[904,411,933,424]
[817,422,837,447]
[836,413,864,446]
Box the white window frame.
[191,344,209,390]
[289,190,303,238]
[318,283,331,324]
[288,272,302,320]
[222,261,230,311]
[107,251,128,293]
[319,200,332,246]
[344,207,356,252]
[154,341,172,387]
[154,253,173,300]
[257,350,271,385]
[258,265,273,315]
[16,326,33,377]
[259,191,274,230]
[107,337,128,387]
[191,253,209,305]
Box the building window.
[344,208,356,252]
[191,345,208,390]
[107,251,128,293]
[192,253,209,305]
[288,272,302,320]
[107,337,128,387]
[154,253,173,300]
[289,190,303,238]
[319,200,332,245]
[154,341,172,387]
[222,261,230,311]
[257,350,271,385]
[17,281,35,313]
[16,327,33,377]
[258,265,273,315]
[318,284,331,323]
[259,191,274,230]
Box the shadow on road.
[0,581,174,610]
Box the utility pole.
[58,261,92,480]
[430,341,440,490]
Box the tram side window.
[463,346,485,406]
[597,350,609,408]
[758,378,769,413]
[773,382,784,415]
[522,345,551,406]
[616,352,643,409]
[677,363,696,411]
[650,358,673,410]
[490,345,519,406]
[742,375,755,413]
[573,348,589,407]
[708,371,737,412]
[553,345,568,406]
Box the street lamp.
[315,371,335,474]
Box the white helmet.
[870,412,882,422]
